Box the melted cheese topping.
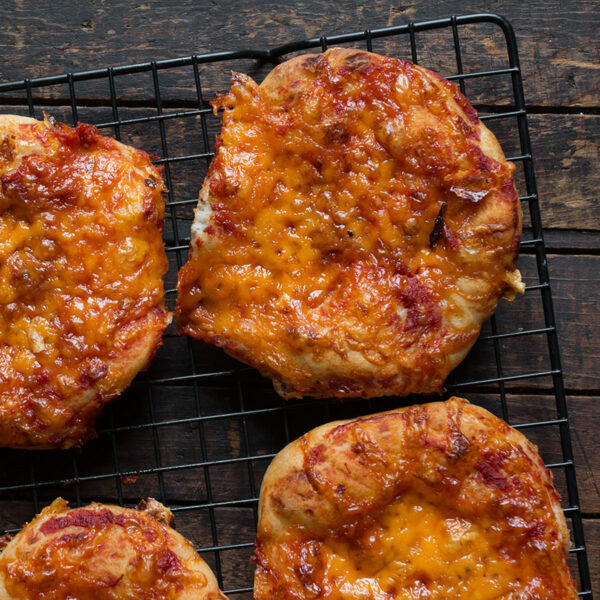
[319,494,523,599]
[258,492,573,599]
[177,49,522,399]
[0,118,169,448]
[254,399,577,599]
[0,500,221,600]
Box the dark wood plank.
[583,519,599,597]
[569,396,600,514]
[548,255,600,392]
[542,230,600,253]
[0,384,272,504]
[528,115,600,231]
[452,254,600,392]
[475,114,600,231]
[0,0,598,107]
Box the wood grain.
[453,254,600,392]
[548,255,600,391]
[528,115,600,230]
[568,396,600,513]
[542,230,600,252]
[582,519,599,597]
[0,0,597,107]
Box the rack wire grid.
[0,12,592,598]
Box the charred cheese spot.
[177,48,524,399]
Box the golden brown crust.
[0,498,227,600]
[0,115,171,448]
[254,397,577,599]
[177,48,523,400]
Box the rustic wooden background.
[1,0,598,596]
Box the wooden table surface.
[1,0,598,595]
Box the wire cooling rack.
[0,13,592,598]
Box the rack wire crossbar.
[0,12,592,597]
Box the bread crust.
[254,397,577,599]
[177,48,523,399]
[0,498,226,600]
[0,115,170,448]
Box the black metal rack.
[0,13,592,598]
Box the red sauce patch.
[40,509,119,535]
[307,444,327,466]
[156,548,182,574]
[396,278,442,332]
[142,527,158,543]
[120,475,139,485]
[475,451,510,491]
[211,201,236,234]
